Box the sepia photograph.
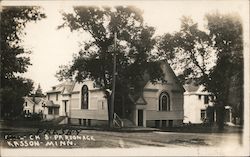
[0,0,249,156]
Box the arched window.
[159,92,170,111]
[81,85,89,109]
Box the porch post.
[143,110,146,127]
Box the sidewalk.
[64,124,160,132]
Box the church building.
[45,61,185,128]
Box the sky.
[2,0,249,92]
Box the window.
[101,101,104,110]
[201,109,206,121]
[48,94,50,100]
[159,92,170,111]
[25,102,27,107]
[54,108,59,115]
[211,95,215,101]
[56,93,58,101]
[198,95,202,100]
[204,95,209,104]
[48,108,53,114]
[81,85,89,109]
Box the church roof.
[129,60,185,104]
[46,60,184,104]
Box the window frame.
[54,108,59,115]
[48,108,53,115]
[81,85,89,109]
[200,109,206,121]
[198,95,202,100]
[159,92,171,111]
[204,95,209,104]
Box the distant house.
[183,84,232,124]
[45,61,185,127]
[23,96,46,117]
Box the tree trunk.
[239,85,244,126]
[216,104,225,131]
[105,91,113,128]
[239,101,243,126]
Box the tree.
[35,83,44,97]
[0,6,46,118]
[205,12,243,128]
[57,6,163,127]
[157,13,243,130]
[156,16,214,85]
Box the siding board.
[70,109,108,120]
[146,110,184,120]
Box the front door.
[64,101,67,116]
[138,110,143,126]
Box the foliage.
[205,12,243,126]
[1,77,34,117]
[1,6,46,118]
[57,6,162,88]
[157,16,214,84]
[35,84,44,97]
[157,13,244,128]
[57,6,163,92]
[57,6,163,126]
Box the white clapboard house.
[183,84,232,124]
[23,96,46,117]
[44,61,185,127]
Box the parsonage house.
[44,61,185,128]
[183,84,232,124]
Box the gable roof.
[128,60,185,104]
[160,60,185,92]
[184,84,200,92]
[46,61,184,104]
[184,84,212,95]
[46,81,75,94]
[24,96,44,105]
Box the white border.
[1,0,249,156]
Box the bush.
[23,113,42,121]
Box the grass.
[159,124,243,133]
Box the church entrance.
[138,109,143,126]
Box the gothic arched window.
[159,92,170,111]
[81,85,89,109]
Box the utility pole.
[110,32,117,128]
[32,89,36,114]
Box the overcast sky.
[2,0,248,92]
